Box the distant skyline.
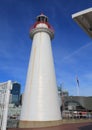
[0,0,92,96]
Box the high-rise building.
[10,82,21,105]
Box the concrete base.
[19,120,62,128]
[14,122,92,130]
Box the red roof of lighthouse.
[30,14,54,32]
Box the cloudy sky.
[0,0,92,96]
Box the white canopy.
[72,8,92,38]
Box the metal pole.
[77,85,80,96]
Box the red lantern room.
[30,13,54,33]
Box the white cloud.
[62,41,92,61]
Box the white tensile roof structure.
[72,8,92,38]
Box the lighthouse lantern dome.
[30,14,54,40]
[36,14,48,22]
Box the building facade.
[10,82,21,105]
[61,96,92,118]
[63,96,92,111]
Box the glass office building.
[10,82,21,105]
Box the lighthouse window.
[40,16,45,22]
[37,16,48,22]
[37,17,40,22]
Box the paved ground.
[9,122,92,130]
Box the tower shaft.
[19,14,61,128]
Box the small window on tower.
[37,17,40,22]
[45,18,48,22]
[36,15,48,23]
[40,16,44,22]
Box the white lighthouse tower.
[19,14,61,128]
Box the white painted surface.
[72,8,92,38]
[72,8,92,18]
[20,22,61,121]
[36,23,48,28]
[0,81,12,130]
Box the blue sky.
[0,0,92,96]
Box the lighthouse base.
[19,120,62,128]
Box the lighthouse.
[19,14,61,128]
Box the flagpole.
[77,84,79,96]
[76,76,80,96]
